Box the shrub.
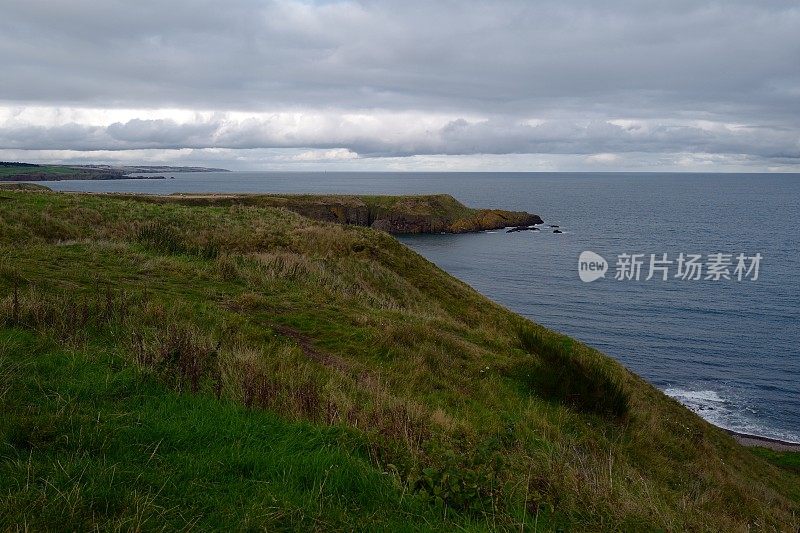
[0,286,133,342]
[407,442,503,515]
[136,222,184,255]
[132,324,220,394]
[514,328,629,419]
[136,222,218,258]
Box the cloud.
[0,110,797,163]
[0,1,799,169]
[288,149,358,161]
[586,153,621,164]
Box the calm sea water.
[43,172,800,442]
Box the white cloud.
[1,1,799,169]
[289,148,358,161]
[586,153,621,164]
[1,106,797,164]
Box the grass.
[0,330,461,530]
[513,328,629,419]
[749,448,800,475]
[0,189,798,530]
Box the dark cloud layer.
[0,0,799,168]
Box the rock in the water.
[553,229,563,234]
[506,225,540,233]
[550,224,560,228]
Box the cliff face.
[116,193,544,234]
[369,208,541,234]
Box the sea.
[40,171,800,442]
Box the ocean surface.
[42,172,800,442]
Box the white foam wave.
[664,387,800,443]
[665,388,727,404]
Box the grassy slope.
[0,190,797,531]
[0,330,459,530]
[750,448,800,475]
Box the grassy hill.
[0,163,127,181]
[0,162,225,181]
[110,192,544,234]
[0,189,797,530]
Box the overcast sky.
[1,0,798,171]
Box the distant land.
[0,161,229,181]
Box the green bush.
[136,221,218,258]
[407,443,503,515]
[515,328,629,419]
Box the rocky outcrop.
[114,193,544,235]
[506,225,540,233]
[289,197,543,234]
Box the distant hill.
[0,162,228,181]
[0,162,39,168]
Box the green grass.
[0,330,464,530]
[0,190,798,531]
[749,448,800,475]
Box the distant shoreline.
[0,174,168,182]
[0,162,229,182]
[725,429,800,452]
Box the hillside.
[0,189,798,530]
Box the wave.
[665,387,800,444]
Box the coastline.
[1,185,797,529]
[0,175,166,182]
[725,429,800,452]
[11,185,794,452]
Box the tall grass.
[137,221,219,258]
[515,327,629,419]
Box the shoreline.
[0,176,167,182]
[725,429,800,452]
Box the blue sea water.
[43,172,800,442]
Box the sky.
[1,0,799,171]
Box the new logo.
[578,251,608,282]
